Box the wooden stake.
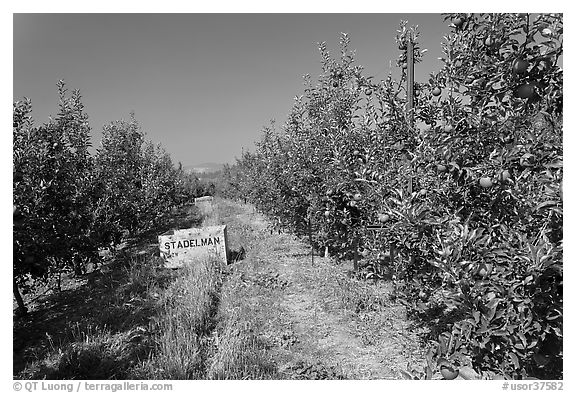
[407,37,415,128]
[353,236,359,272]
[407,34,415,195]
[308,219,314,266]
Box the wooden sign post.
[194,196,215,215]
[353,235,360,272]
[308,217,314,266]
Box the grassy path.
[13,198,425,380]
[209,198,425,379]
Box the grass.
[204,198,279,379]
[14,198,277,380]
[204,201,424,379]
[25,243,227,380]
[132,256,224,379]
[14,204,202,379]
[17,253,172,379]
[207,270,278,379]
[15,198,425,380]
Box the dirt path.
[222,200,425,379]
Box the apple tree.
[13,81,98,312]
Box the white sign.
[194,196,214,214]
[194,196,214,203]
[158,225,228,268]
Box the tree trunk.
[13,277,28,316]
[353,236,359,272]
[73,255,84,276]
[308,219,314,266]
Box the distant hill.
[183,162,224,174]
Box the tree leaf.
[509,352,520,369]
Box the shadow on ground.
[13,204,202,379]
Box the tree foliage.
[13,81,204,311]
[221,14,562,379]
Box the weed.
[141,257,223,379]
[207,272,278,379]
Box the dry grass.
[18,252,226,380]
[14,204,206,380]
[203,198,279,379]
[133,257,224,379]
[133,198,273,380]
[16,253,172,379]
[206,271,278,379]
[15,199,424,380]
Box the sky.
[13,13,453,167]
